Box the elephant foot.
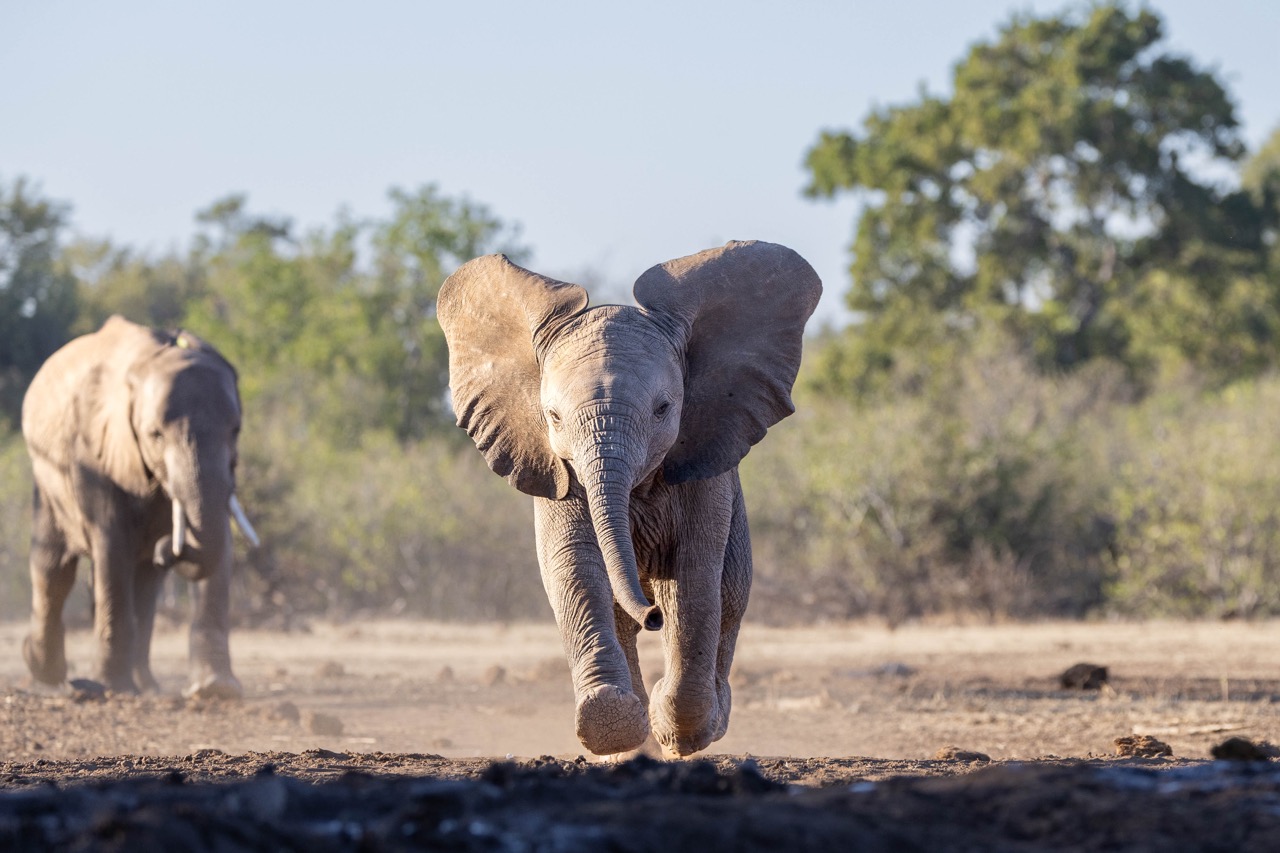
[593,733,663,763]
[648,677,723,758]
[184,672,243,701]
[22,633,67,686]
[575,684,650,756]
[99,674,141,696]
[133,667,161,694]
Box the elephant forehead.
[543,310,681,399]
[143,363,239,424]
[547,306,677,364]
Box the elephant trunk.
[173,485,233,582]
[582,454,663,632]
[159,492,257,575]
[158,444,235,582]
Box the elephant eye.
[546,409,562,428]
[149,429,163,442]
[654,400,671,419]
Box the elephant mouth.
[153,493,260,578]
[154,536,208,580]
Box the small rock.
[270,701,301,723]
[436,665,455,683]
[1211,737,1280,762]
[482,665,507,687]
[934,746,991,763]
[432,736,454,748]
[316,661,345,678]
[875,662,916,678]
[67,679,107,703]
[302,710,344,736]
[1060,663,1109,690]
[1114,735,1172,757]
[303,747,347,760]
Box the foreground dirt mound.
[2,755,1278,851]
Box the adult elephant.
[21,315,258,698]
[439,241,820,757]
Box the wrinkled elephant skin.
[21,316,249,699]
[439,241,820,756]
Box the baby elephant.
[21,316,257,698]
[439,241,820,756]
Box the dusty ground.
[1,619,1278,849]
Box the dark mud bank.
[2,755,1279,851]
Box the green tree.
[366,184,529,439]
[0,178,79,427]
[805,3,1272,393]
[181,187,529,443]
[1241,126,1280,205]
[65,238,199,333]
[181,197,374,441]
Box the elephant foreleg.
[131,561,163,692]
[535,497,649,756]
[24,485,77,686]
[185,568,242,699]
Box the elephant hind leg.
[24,485,77,686]
[648,477,746,757]
[648,562,725,757]
[711,485,753,744]
[90,534,141,694]
[607,600,662,759]
[614,600,649,707]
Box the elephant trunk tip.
[641,605,663,632]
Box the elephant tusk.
[172,498,187,557]
[229,494,260,548]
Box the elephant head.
[122,332,257,581]
[438,241,821,631]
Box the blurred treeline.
[3,4,1280,624]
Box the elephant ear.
[634,240,821,484]
[438,254,589,499]
[80,318,167,497]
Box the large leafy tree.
[0,178,79,428]
[805,4,1274,393]
[181,187,527,443]
[367,185,528,440]
[67,238,200,333]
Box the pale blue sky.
[3,1,1277,324]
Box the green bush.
[230,405,543,624]
[0,431,33,621]
[744,331,1122,624]
[1104,377,1280,617]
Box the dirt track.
[1,619,1278,849]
